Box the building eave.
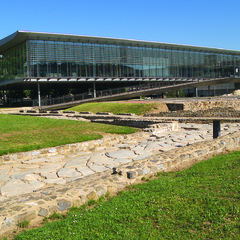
[1,30,240,55]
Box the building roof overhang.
[1,30,240,55]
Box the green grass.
[65,102,163,115]
[14,151,240,239]
[17,221,29,228]
[0,114,139,156]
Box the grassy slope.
[15,152,240,240]
[0,114,138,156]
[66,102,162,115]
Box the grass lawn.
[13,151,240,240]
[0,114,139,156]
[65,102,166,115]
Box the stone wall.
[0,123,175,165]
[184,99,240,111]
[146,107,240,118]
[0,132,148,165]
[1,130,240,236]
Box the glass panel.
[1,38,236,82]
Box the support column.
[93,82,96,98]
[2,85,5,107]
[21,84,24,106]
[195,87,198,97]
[9,86,12,107]
[38,83,41,108]
[176,90,179,97]
[208,86,210,97]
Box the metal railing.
[32,76,233,107]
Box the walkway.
[0,122,238,200]
[37,77,240,110]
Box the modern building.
[0,31,240,106]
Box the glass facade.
[1,37,240,81]
[26,39,240,79]
[0,42,26,81]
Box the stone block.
[48,205,58,214]
[136,169,144,176]
[148,165,158,172]
[87,191,98,201]
[195,150,206,156]
[72,198,85,207]
[79,111,93,114]
[57,199,71,211]
[172,159,177,165]
[48,148,56,153]
[38,208,49,217]
[56,146,63,152]
[0,217,14,231]
[3,156,10,161]
[24,152,31,159]
[31,151,40,156]
[180,154,189,161]
[107,186,117,194]
[95,187,107,197]
[11,154,18,161]
[63,145,70,150]
[166,161,172,167]
[157,164,163,170]
[127,171,137,179]
[143,168,150,175]
[15,210,37,223]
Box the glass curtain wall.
[24,40,240,78]
[0,42,26,82]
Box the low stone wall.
[146,107,240,118]
[184,99,240,111]
[90,118,176,128]
[0,132,148,165]
[1,130,240,236]
[0,123,175,166]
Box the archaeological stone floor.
[0,122,239,200]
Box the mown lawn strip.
[65,102,165,115]
[14,151,240,239]
[0,114,139,156]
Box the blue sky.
[1,0,240,50]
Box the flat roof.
[1,30,240,55]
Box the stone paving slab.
[40,172,58,179]
[64,156,90,168]
[133,153,152,161]
[10,169,40,180]
[113,158,132,164]
[89,165,109,172]
[42,178,67,185]
[76,167,95,176]
[1,179,37,198]
[89,153,115,165]
[57,168,82,179]
[105,150,136,159]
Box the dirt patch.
[144,103,169,115]
[116,101,169,115]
